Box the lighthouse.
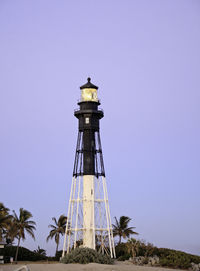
[62,78,115,258]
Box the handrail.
[76,99,101,103]
[74,108,104,114]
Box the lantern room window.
[81,88,98,102]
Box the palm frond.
[26,228,35,240]
[48,224,56,229]
[52,217,58,226]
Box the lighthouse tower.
[62,78,115,258]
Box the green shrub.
[118,254,130,261]
[158,249,200,269]
[123,239,200,269]
[4,246,47,261]
[55,250,62,261]
[115,243,130,258]
[61,247,114,264]
[160,255,190,269]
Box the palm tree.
[13,208,36,262]
[4,219,18,244]
[34,246,46,256]
[0,203,12,241]
[112,216,138,244]
[126,238,140,258]
[46,215,67,254]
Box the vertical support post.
[104,177,116,258]
[92,176,96,250]
[102,176,113,258]
[74,175,81,249]
[62,177,74,257]
[97,177,103,253]
[67,176,77,253]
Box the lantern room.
[80,77,98,102]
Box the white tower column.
[83,175,95,249]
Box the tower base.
[62,175,115,258]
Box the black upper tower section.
[73,78,105,177]
[74,77,103,132]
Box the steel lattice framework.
[62,132,115,257]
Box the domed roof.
[80,77,98,90]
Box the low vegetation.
[158,248,200,269]
[3,246,47,262]
[60,247,114,264]
[33,246,47,256]
[115,240,200,269]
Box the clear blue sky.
[0,0,200,256]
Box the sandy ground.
[0,262,183,271]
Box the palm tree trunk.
[55,242,59,256]
[132,247,136,258]
[15,237,20,263]
[118,235,122,245]
[55,234,59,256]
